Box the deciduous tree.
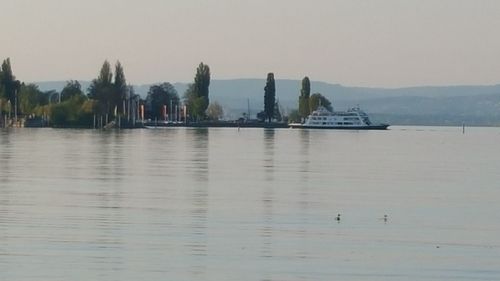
[146,83,179,120]
[18,84,49,115]
[309,93,333,112]
[206,102,224,121]
[287,109,300,123]
[61,80,84,102]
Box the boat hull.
[289,123,389,130]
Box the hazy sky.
[2,0,500,87]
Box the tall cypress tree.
[97,60,113,85]
[194,62,210,114]
[264,73,276,123]
[185,62,210,120]
[298,76,310,120]
[88,60,113,116]
[0,63,4,113]
[0,66,3,99]
[0,58,21,115]
[114,61,127,115]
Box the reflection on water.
[296,129,311,261]
[298,129,310,174]
[0,127,500,280]
[185,129,209,277]
[261,129,275,260]
[93,131,126,183]
[0,131,12,186]
[263,128,275,178]
[189,128,209,182]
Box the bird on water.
[335,214,341,222]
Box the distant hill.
[33,79,500,126]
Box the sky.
[2,0,500,87]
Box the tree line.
[1,57,331,127]
[0,58,224,127]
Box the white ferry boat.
[289,106,389,130]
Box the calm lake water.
[0,126,499,280]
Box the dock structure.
[143,121,289,129]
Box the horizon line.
[28,78,500,90]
